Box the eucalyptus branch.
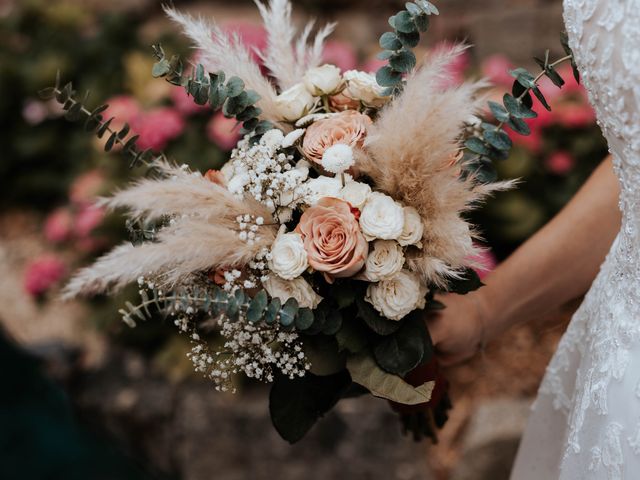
[463,34,579,183]
[39,73,160,168]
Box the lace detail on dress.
[529,0,640,478]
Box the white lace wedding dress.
[510,1,640,478]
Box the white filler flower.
[269,227,309,280]
[359,192,404,240]
[365,270,428,321]
[303,64,343,96]
[322,144,354,174]
[362,240,405,281]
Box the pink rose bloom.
[134,107,185,151]
[302,110,372,165]
[469,246,497,280]
[481,54,515,87]
[24,255,66,297]
[69,169,106,206]
[73,205,105,239]
[44,208,73,243]
[206,112,241,151]
[104,95,142,130]
[322,40,358,72]
[224,22,267,65]
[295,197,368,282]
[171,87,209,116]
[546,151,575,175]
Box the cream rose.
[362,240,405,282]
[340,180,371,210]
[398,206,424,247]
[343,70,391,107]
[304,175,343,205]
[263,275,323,309]
[359,192,404,240]
[365,270,428,321]
[295,197,368,281]
[269,228,308,280]
[275,83,315,122]
[303,64,343,96]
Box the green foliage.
[446,268,484,295]
[464,33,578,184]
[269,370,351,443]
[372,314,432,376]
[375,1,439,95]
[151,44,272,138]
[355,297,401,336]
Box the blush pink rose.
[24,255,66,297]
[302,110,372,166]
[134,107,185,151]
[206,112,241,151]
[295,197,368,281]
[44,208,73,243]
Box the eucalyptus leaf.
[483,128,513,151]
[397,30,420,48]
[393,10,417,33]
[295,308,314,331]
[465,137,491,156]
[389,50,417,73]
[488,101,510,123]
[376,65,403,87]
[379,32,402,51]
[246,290,268,323]
[279,297,299,327]
[507,117,531,136]
[373,315,430,376]
[503,93,537,119]
[226,76,245,97]
[532,87,551,111]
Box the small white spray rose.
[362,240,405,281]
[340,180,371,210]
[269,227,308,280]
[365,270,428,321]
[303,64,343,96]
[322,144,354,174]
[398,206,425,247]
[304,175,344,205]
[343,70,390,107]
[275,83,315,122]
[263,275,323,309]
[359,192,404,240]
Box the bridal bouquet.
[41,0,521,443]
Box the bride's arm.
[427,156,621,365]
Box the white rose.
[275,83,315,122]
[359,192,404,240]
[322,144,354,174]
[365,270,428,321]
[269,227,308,280]
[304,175,343,205]
[263,275,323,309]
[340,180,371,210]
[303,64,343,96]
[343,70,390,107]
[362,240,405,281]
[398,206,424,247]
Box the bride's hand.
[425,291,488,367]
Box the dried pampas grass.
[64,161,277,298]
[255,0,335,90]
[163,6,281,124]
[361,44,513,286]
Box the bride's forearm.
[477,156,620,340]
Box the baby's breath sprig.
[464,33,579,183]
[38,72,159,169]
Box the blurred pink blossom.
[103,95,142,130]
[322,40,358,72]
[360,57,387,74]
[482,54,514,87]
[171,87,209,116]
[545,151,576,175]
[134,108,186,151]
[24,255,66,297]
[207,112,240,151]
[223,22,267,65]
[44,208,74,244]
[73,205,105,239]
[469,246,497,280]
[22,99,49,125]
[69,169,106,206]
[555,103,596,128]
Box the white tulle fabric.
[511,1,640,478]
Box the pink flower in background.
[469,246,497,280]
[171,87,209,116]
[69,169,106,206]
[24,255,66,297]
[322,40,358,72]
[73,205,105,239]
[224,22,267,65]
[103,95,141,130]
[134,108,186,151]
[44,208,74,244]
[545,151,576,175]
[555,103,596,128]
[207,112,240,151]
[482,55,515,87]
[22,99,49,125]
[361,57,386,74]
